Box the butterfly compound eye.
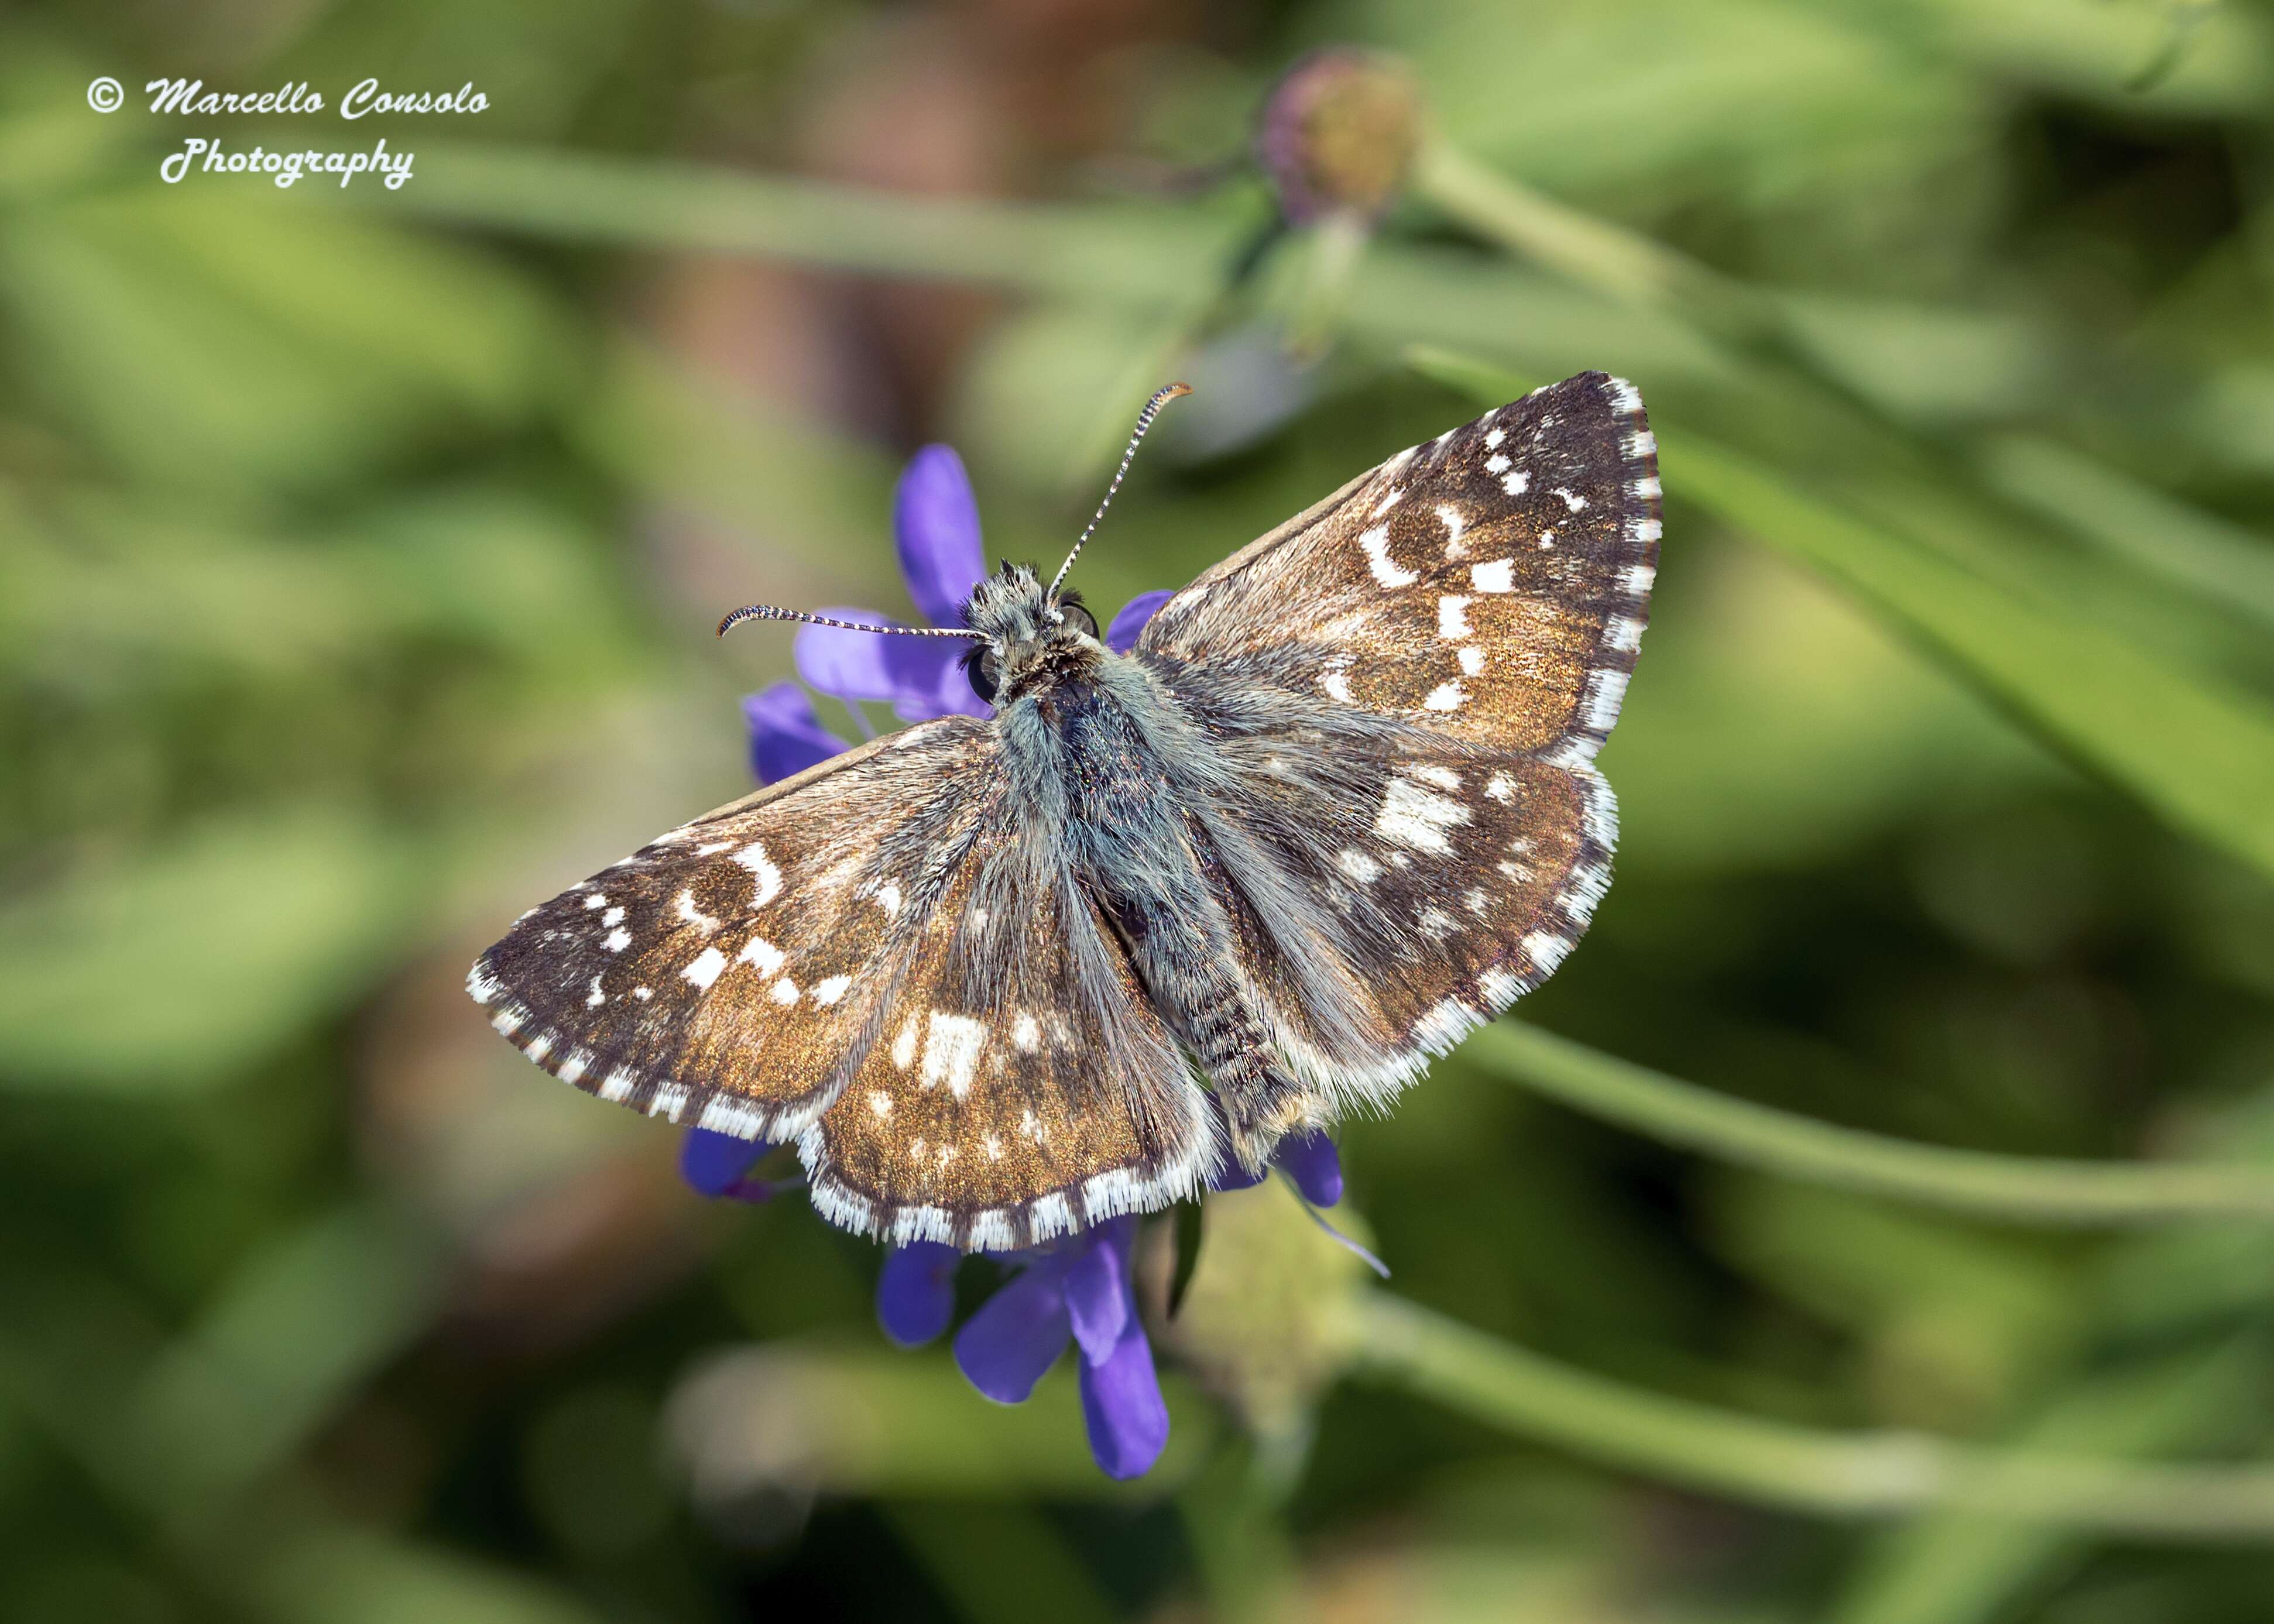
[967,650,1001,704]
[1059,601,1099,638]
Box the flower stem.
[1469,1023,2274,1225]
[1412,136,1710,314]
[1347,1294,2274,1541]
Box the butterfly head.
[959,564,1102,705]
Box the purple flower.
[955,1217,1169,1479]
[1210,1126,1344,1207]
[682,443,1344,1479]
[677,1125,786,1203]
[793,444,992,725]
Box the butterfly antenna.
[1049,381,1191,600]
[716,605,983,640]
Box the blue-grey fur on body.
[965,563,1442,1169]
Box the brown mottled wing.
[802,825,1216,1250]
[469,717,1216,1249]
[1138,372,1657,761]
[1136,372,1657,1112]
[468,720,996,1146]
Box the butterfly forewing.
[468,719,996,1143]
[1138,371,1658,764]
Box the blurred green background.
[7,1,2274,1620]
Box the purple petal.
[679,1128,769,1199]
[1062,1220,1134,1366]
[876,1241,962,1348]
[741,681,849,786]
[953,1266,1071,1403]
[795,610,989,720]
[792,608,907,702]
[1209,1161,1268,1192]
[1276,1129,1344,1207]
[1077,1312,1169,1479]
[894,445,987,629]
[884,636,992,723]
[1105,589,1174,654]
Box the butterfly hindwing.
[1136,372,1655,1116]
[802,819,1217,1249]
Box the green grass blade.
[1469,1024,2274,1225]
[1350,1295,2274,1539]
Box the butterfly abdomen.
[1030,678,1321,1168]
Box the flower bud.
[1256,49,1424,227]
[1155,1183,1374,1440]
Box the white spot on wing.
[1376,777,1472,853]
[869,1091,893,1118]
[769,976,800,1005]
[603,928,632,953]
[1423,680,1466,712]
[1338,847,1383,883]
[921,1013,986,1099]
[585,977,605,1009]
[813,975,852,1007]
[1501,471,1529,496]
[1438,595,1471,639]
[1471,559,1515,593]
[1322,668,1355,703]
[890,1018,918,1070]
[1013,1013,1042,1053]
[1552,486,1589,511]
[1485,772,1515,802]
[733,842,783,907]
[1360,525,1418,588]
[1412,764,1460,790]
[738,936,785,974]
[1436,504,1468,557]
[681,947,728,990]
[675,890,720,933]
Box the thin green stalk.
[362,140,1231,307]
[1412,137,1714,314]
[1471,1024,2274,1225]
[1349,1294,2274,1541]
